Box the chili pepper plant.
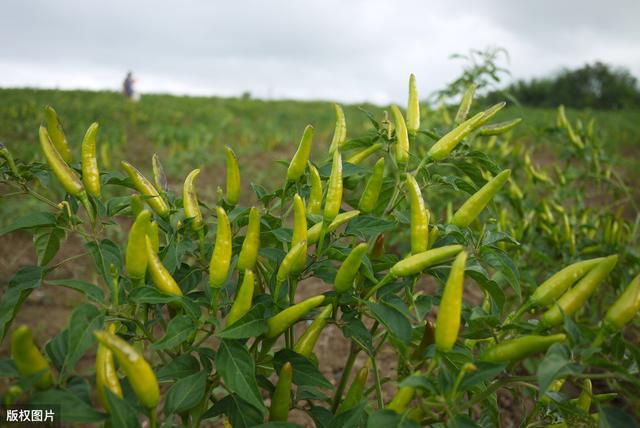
[0,74,639,427]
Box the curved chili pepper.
[81,122,101,197]
[603,272,640,331]
[237,207,261,271]
[576,379,592,411]
[11,325,54,390]
[0,143,20,177]
[358,158,385,214]
[406,174,429,254]
[287,125,314,181]
[336,365,369,414]
[307,211,360,244]
[390,245,464,278]
[126,210,151,282]
[274,240,308,298]
[480,334,566,363]
[323,150,343,222]
[39,126,84,197]
[226,270,255,326]
[44,105,72,163]
[151,153,168,193]
[478,118,522,136]
[307,163,323,216]
[451,169,511,228]
[269,362,292,422]
[294,304,333,358]
[209,207,232,288]
[387,386,415,414]
[225,146,241,206]
[435,251,467,352]
[541,255,618,327]
[146,236,183,296]
[121,160,170,218]
[334,243,368,293]
[454,83,477,124]
[407,73,420,137]
[183,169,203,231]
[428,102,505,161]
[391,105,409,165]
[266,295,325,338]
[328,104,346,154]
[130,194,144,217]
[93,330,159,408]
[530,258,604,307]
[346,143,383,165]
[291,194,308,273]
[96,323,123,410]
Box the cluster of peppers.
[4,76,640,426]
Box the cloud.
[1,0,638,104]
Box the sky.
[1,0,639,105]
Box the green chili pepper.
[307,211,360,244]
[391,105,409,165]
[0,143,20,177]
[44,105,72,163]
[146,236,183,296]
[96,323,123,410]
[148,221,160,253]
[387,386,415,414]
[209,207,232,288]
[557,105,584,149]
[126,210,151,282]
[266,295,325,338]
[407,73,420,137]
[358,157,385,214]
[478,118,522,136]
[328,104,347,154]
[151,153,168,193]
[11,325,54,390]
[530,258,605,307]
[226,270,255,326]
[346,143,383,165]
[225,146,241,206]
[435,251,467,352]
[39,126,84,197]
[481,334,566,363]
[81,122,101,197]
[274,240,308,298]
[94,330,160,408]
[287,125,314,181]
[603,272,640,331]
[307,163,323,216]
[390,245,465,278]
[334,243,368,293]
[541,255,618,327]
[237,207,261,271]
[451,169,511,228]
[428,102,506,161]
[183,169,203,230]
[323,150,343,222]
[130,194,144,217]
[454,83,477,124]
[291,194,308,273]
[406,174,429,254]
[336,365,369,414]
[294,303,333,357]
[121,160,170,218]
[269,362,292,422]
[576,379,592,411]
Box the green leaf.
[217,304,268,339]
[366,409,420,428]
[274,349,332,389]
[367,300,412,345]
[459,362,507,391]
[150,315,195,350]
[345,215,396,239]
[45,329,69,372]
[104,389,141,428]
[0,359,18,377]
[341,316,373,355]
[47,279,104,303]
[61,304,103,379]
[164,370,208,415]
[128,286,181,304]
[0,212,57,236]
[34,227,65,266]
[202,393,264,428]
[598,406,639,428]
[216,339,266,414]
[479,245,520,300]
[85,239,122,284]
[536,343,580,393]
[30,389,105,423]
[156,354,201,381]
[0,266,42,341]
[329,402,367,428]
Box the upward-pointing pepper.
[225,146,241,206]
[287,125,314,181]
[11,325,54,390]
[209,207,232,288]
[406,174,429,254]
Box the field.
[1,87,640,427]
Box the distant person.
[123,72,137,100]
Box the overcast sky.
[1,0,639,104]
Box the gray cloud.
[1,0,639,103]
